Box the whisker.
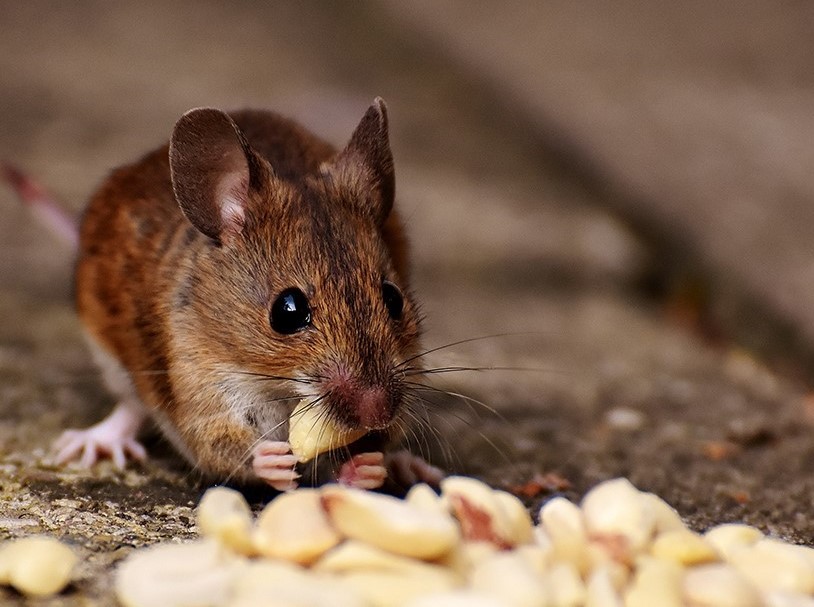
[402,365,570,377]
[221,415,290,486]
[396,404,429,463]
[398,395,434,458]
[395,331,549,370]
[401,399,447,466]
[404,381,505,420]
[436,406,514,470]
[184,395,307,428]
[401,380,516,472]
[429,418,463,472]
[403,398,467,472]
[231,371,324,385]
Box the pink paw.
[53,427,147,470]
[338,452,388,490]
[52,402,147,470]
[253,441,300,491]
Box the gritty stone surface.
[1,1,814,605]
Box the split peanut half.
[0,536,77,597]
[288,398,366,463]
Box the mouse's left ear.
[323,97,395,225]
[170,108,269,245]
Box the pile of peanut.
[115,477,814,607]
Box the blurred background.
[3,1,814,543]
[3,2,814,363]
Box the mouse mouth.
[341,430,388,456]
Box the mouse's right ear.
[169,108,268,245]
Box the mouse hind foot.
[53,401,147,469]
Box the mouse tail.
[1,162,79,249]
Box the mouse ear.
[324,97,395,224]
[170,108,268,244]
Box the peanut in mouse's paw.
[338,452,387,490]
[252,441,300,492]
[288,399,366,463]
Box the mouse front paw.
[52,402,147,469]
[337,452,388,490]
[252,441,300,491]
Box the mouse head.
[169,99,422,436]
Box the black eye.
[270,288,311,334]
[382,281,404,320]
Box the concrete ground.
[2,2,814,604]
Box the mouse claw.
[252,440,300,492]
[111,438,147,469]
[338,452,388,490]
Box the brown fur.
[76,102,421,481]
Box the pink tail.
[2,163,79,249]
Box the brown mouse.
[10,99,443,491]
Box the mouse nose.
[355,386,388,429]
[325,370,394,430]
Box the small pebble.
[604,407,645,431]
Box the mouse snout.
[324,370,396,430]
[354,386,388,429]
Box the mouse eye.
[270,288,311,334]
[382,281,404,321]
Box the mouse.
[4,98,444,492]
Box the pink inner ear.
[216,170,248,236]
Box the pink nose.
[325,372,392,429]
[355,386,388,429]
